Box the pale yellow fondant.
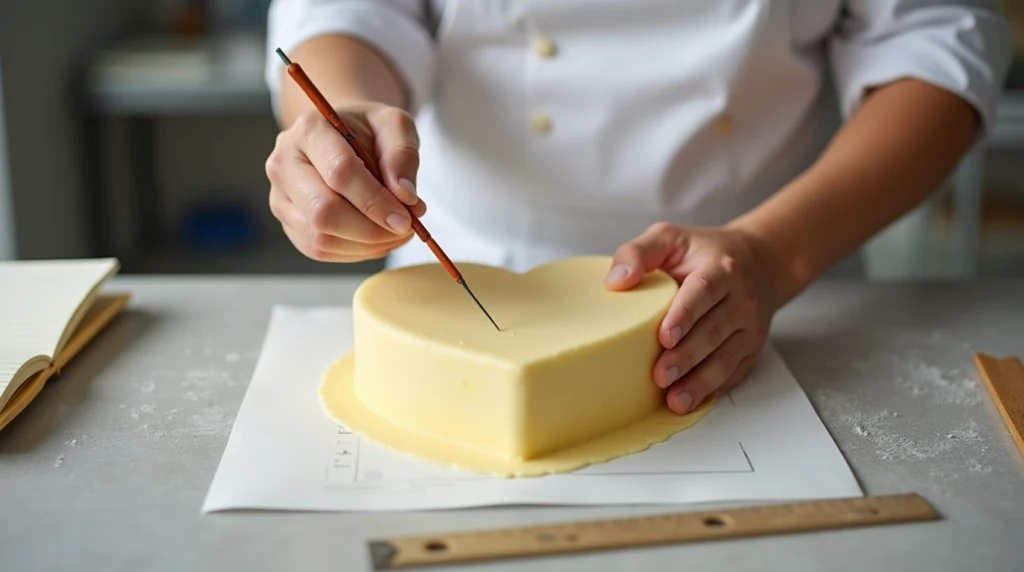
[318,256,715,477]
[319,354,713,477]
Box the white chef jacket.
[265,0,1012,276]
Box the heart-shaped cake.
[319,256,715,477]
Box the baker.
[262,0,1011,415]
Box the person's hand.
[265,102,426,262]
[605,223,786,415]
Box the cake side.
[516,290,671,459]
[352,284,525,460]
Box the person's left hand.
[604,223,786,415]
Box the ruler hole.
[703,516,727,529]
[423,541,448,552]
[565,533,579,543]
[537,533,556,543]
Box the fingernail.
[398,177,417,198]
[665,366,681,386]
[386,212,410,233]
[605,265,630,283]
[668,327,683,348]
[673,392,693,413]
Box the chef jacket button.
[530,113,551,134]
[714,113,734,136]
[533,36,557,59]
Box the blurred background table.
[81,34,380,275]
[0,0,1023,279]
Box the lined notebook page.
[0,258,118,397]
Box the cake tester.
[275,48,501,332]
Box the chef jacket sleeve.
[828,0,1014,142]
[265,0,436,119]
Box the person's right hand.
[265,102,426,262]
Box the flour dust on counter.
[182,366,244,390]
[845,346,983,407]
[895,364,981,406]
[826,394,987,462]
[803,330,1003,490]
[95,359,249,447]
[163,408,184,421]
[183,390,216,402]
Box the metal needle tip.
[275,48,292,66]
[458,279,501,331]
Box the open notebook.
[0,258,128,432]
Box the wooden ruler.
[974,353,1024,459]
[368,493,939,569]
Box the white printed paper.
[202,306,862,512]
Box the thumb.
[371,107,422,208]
[605,223,681,290]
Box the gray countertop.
[1,276,1023,572]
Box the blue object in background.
[181,202,256,253]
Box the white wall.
[0,0,136,259]
[0,58,15,260]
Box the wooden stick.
[974,353,1024,459]
[275,48,500,331]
